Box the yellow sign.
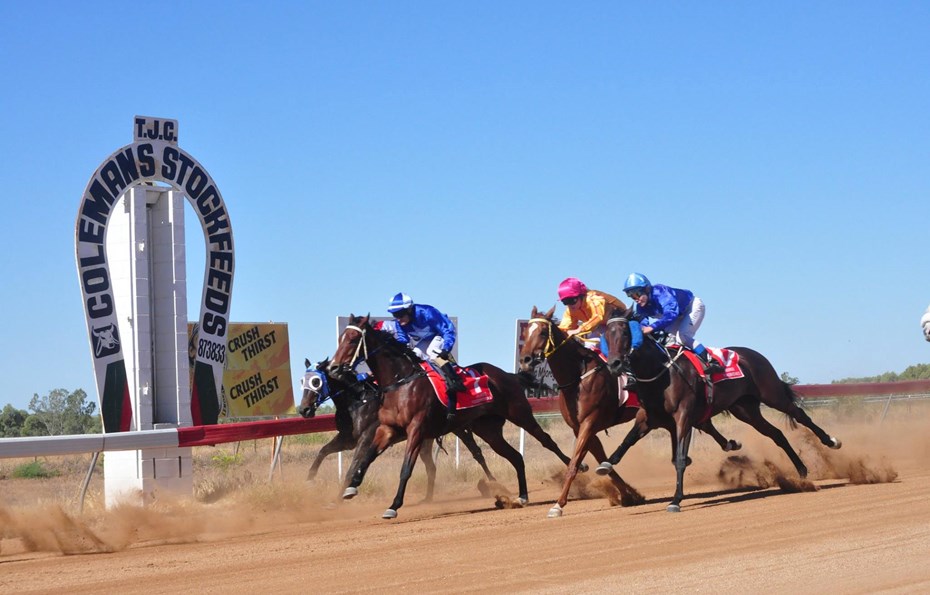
[189,322,295,418]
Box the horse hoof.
[830,437,842,449]
[578,462,589,473]
[382,509,398,519]
[547,504,563,518]
[515,497,528,508]
[724,440,742,452]
[595,462,612,476]
[667,503,681,513]
[342,487,358,500]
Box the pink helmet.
[558,277,588,300]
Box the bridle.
[605,315,686,383]
[526,317,605,389]
[337,322,425,392]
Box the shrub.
[12,460,60,479]
[210,451,243,470]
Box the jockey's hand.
[642,325,654,334]
[565,328,581,338]
[438,349,451,360]
[413,347,427,360]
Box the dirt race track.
[2,408,930,594]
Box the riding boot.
[698,350,724,375]
[441,363,465,420]
[620,361,638,390]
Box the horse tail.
[782,381,801,430]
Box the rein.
[605,315,685,383]
[342,323,426,393]
[529,317,605,390]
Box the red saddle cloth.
[421,363,494,409]
[675,346,744,382]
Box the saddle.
[421,363,494,409]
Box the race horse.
[518,306,740,517]
[600,306,842,512]
[327,314,578,519]
[298,358,497,499]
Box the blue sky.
[2,2,928,412]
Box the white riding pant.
[412,335,447,364]
[665,296,705,350]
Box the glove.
[413,347,427,360]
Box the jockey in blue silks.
[623,273,723,381]
[386,292,465,420]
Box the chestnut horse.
[328,314,577,519]
[601,307,842,512]
[518,306,740,517]
[298,358,496,498]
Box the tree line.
[0,388,101,438]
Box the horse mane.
[351,315,423,363]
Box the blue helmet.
[623,273,651,293]
[387,292,414,313]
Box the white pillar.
[103,186,193,507]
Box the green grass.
[12,460,60,479]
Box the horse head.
[604,305,635,377]
[298,357,330,418]
[328,313,371,379]
[519,305,560,372]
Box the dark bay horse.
[601,307,842,512]
[297,358,496,499]
[328,314,577,519]
[518,306,740,517]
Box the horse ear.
[317,357,330,370]
[544,305,556,319]
[304,358,311,369]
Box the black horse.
[600,307,841,512]
[297,358,496,500]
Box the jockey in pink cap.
[556,277,626,352]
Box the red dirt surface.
[2,411,929,593]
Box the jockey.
[623,273,723,377]
[922,304,930,342]
[556,277,626,354]
[386,292,466,420]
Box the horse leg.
[307,432,357,481]
[548,417,597,518]
[586,433,645,507]
[783,399,842,450]
[470,416,529,507]
[343,424,395,500]
[455,428,497,481]
[730,400,809,478]
[668,421,693,513]
[511,410,583,471]
[695,419,742,453]
[418,444,437,503]
[383,423,427,520]
[596,408,651,475]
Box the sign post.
[75,116,235,506]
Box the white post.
[102,185,193,507]
[519,428,526,456]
